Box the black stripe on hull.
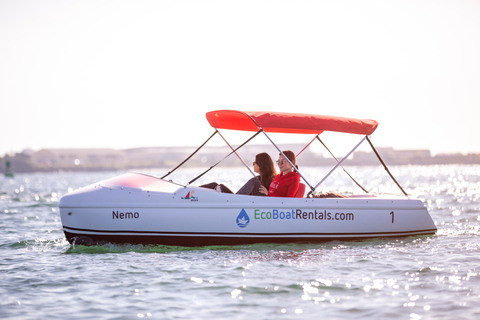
[63,229,437,247]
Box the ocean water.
[1,165,479,320]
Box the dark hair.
[255,152,277,189]
[281,150,299,170]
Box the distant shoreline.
[2,145,479,174]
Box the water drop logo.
[236,209,250,228]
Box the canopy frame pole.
[316,136,369,194]
[217,130,256,177]
[294,134,368,193]
[313,135,368,193]
[296,134,319,158]
[161,130,219,180]
[187,130,263,185]
[366,136,408,196]
[260,129,315,193]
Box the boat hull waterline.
[59,173,437,246]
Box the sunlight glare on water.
[0,165,479,319]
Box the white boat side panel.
[59,173,436,244]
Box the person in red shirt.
[266,150,300,197]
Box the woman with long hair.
[201,152,277,196]
[237,152,277,196]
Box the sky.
[1,0,479,157]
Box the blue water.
[1,165,479,319]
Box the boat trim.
[63,227,437,246]
[63,225,437,238]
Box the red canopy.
[206,110,378,135]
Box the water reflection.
[2,165,480,319]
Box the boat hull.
[59,173,437,246]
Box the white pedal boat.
[59,110,437,246]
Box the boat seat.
[295,183,306,198]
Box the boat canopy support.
[366,136,408,196]
[309,135,408,197]
[217,130,256,177]
[187,130,263,185]
[161,130,219,180]
[313,136,368,195]
[295,134,369,194]
[314,135,369,194]
[161,110,407,197]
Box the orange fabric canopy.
[206,110,378,135]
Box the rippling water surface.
[1,165,479,319]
